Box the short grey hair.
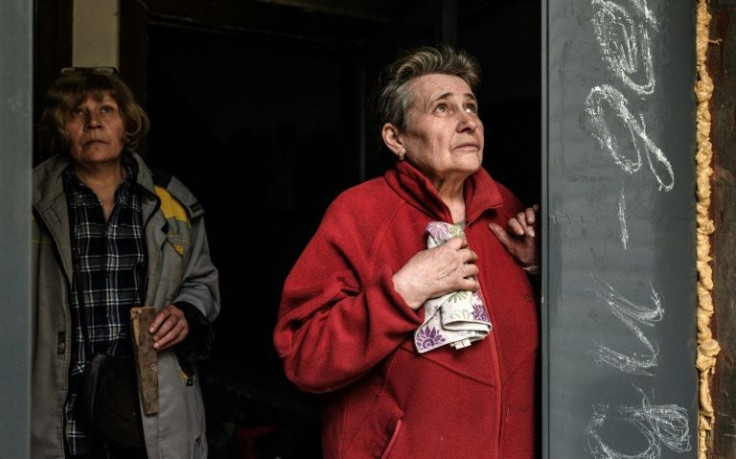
[370,45,481,132]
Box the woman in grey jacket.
[31,68,220,458]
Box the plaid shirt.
[63,160,146,455]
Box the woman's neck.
[435,184,466,224]
[445,199,466,225]
[72,160,126,220]
[423,168,470,224]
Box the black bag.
[77,352,145,449]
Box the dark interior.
[35,1,540,457]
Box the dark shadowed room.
[32,1,541,457]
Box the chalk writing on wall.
[580,0,691,456]
[589,274,662,377]
[585,386,691,458]
[583,84,675,192]
[591,0,656,95]
[617,189,629,250]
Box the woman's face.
[65,91,125,168]
[399,73,484,187]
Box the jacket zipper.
[471,236,502,459]
[381,418,403,459]
[486,312,502,459]
[143,196,162,305]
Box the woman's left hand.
[488,204,540,272]
[149,304,190,351]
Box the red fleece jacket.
[274,161,539,458]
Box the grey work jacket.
[31,153,221,459]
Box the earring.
[398,151,405,161]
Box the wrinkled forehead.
[407,74,476,106]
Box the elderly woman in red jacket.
[274,45,540,458]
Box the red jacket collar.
[384,160,505,225]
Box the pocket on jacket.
[164,229,188,258]
[343,387,404,458]
[381,417,403,459]
[499,349,538,458]
[152,351,207,457]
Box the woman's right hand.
[392,237,479,310]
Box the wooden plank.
[709,1,736,456]
[130,306,159,415]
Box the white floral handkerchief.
[414,221,492,354]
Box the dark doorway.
[142,1,540,457]
[147,25,364,459]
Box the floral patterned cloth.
[414,221,492,354]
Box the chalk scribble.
[618,189,629,250]
[590,274,664,375]
[591,0,657,95]
[585,386,691,458]
[584,84,675,191]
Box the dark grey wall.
[0,0,32,457]
[544,0,698,457]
